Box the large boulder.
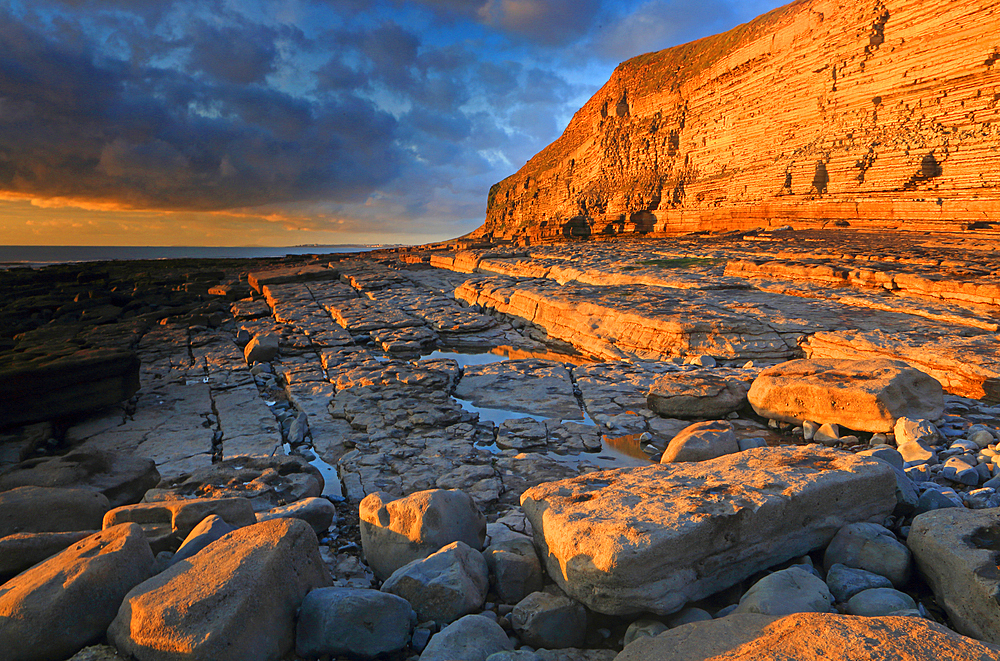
[0,348,140,428]
[296,588,416,659]
[659,420,739,463]
[511,590,588,649]
[615,612,1000,661]
[907,507,1000,645]
[381,541,489,624]
[0,524,153,661]
[484,530,544,604]
[520,446,896,616]
[108,518,331,661]
[0,530,93,580]
[0,450,160,507]
[0,486,110,536]
[420,614,512,661]
[646,373,749,419]
[747,359,943,433]
[103,497,256,553]
[733,566,833,615]
[360,489,486,581]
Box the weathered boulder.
[420,614,512,661]
[0,486,110,536]
[647,373,748,419]
[614,612,1000,661]
[0,450,159,507]
[381,541,489,624]
[823,523,911,588]
[0,348,140,428]
[256,496,336,535]
[0,530,93,580]
[103,497,256,553]
[360,489,486,581]
[907,507,1000,645]
[659,420,739,463]
[734,567,833,616]
[825,563,893,603]
[520,446,896,615]
[296,588,416,659]
[143,455,323,512]
[108,518,331,661]
[845,588,916,617]
[747,359,943,433]
[244,334,280,364]
[167,514,235,567]
[484,531,544,604]
[511,590,588,649]
[0,524,153,661]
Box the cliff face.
[476,0,1000,241]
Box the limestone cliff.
[476,0,1000,241]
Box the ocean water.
[0,244,392,268]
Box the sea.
[0,245,395,269]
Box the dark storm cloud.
[184,21,282,84]
[0,11,401,211]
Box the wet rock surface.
[1,232,1000,659]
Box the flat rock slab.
[907,507,1000,645]
[615,612,1000,661]
[0,348,140,427]
[748,358,943,433]
[647,373,750,419]
[454,359,583,420]
[520,446,896,616]
[247,265,339,293]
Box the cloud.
[0,11,401,212]
[184,21,281,84]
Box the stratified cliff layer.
[476,0,1000,241]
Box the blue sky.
[0,0,787,246]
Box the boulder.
[623,619,669,646]
[108,518,331,661]
[168,514,235,567]
[907,507,1000,645]
[103,497,256,553]
[824,563,893,603]
[360,489,486,581]
[0,450,160,507]
[256,496,337,535]
[845,588,916,616]
[894,418,942,446]
[0,486,110,536]
[747,359,944,433]
[381,541,489,624]
[659,420,739,463]
[0,348,140,428]
[823,523,911,587]
[0,524,153,661]
[520,446,896,616]
[615,612,1000,661]
[484,531,544,604]
[734,567,833,615]
[646,373,748,419]
[244,334,280,364]
[143,455,323,512]
[296,588,416,659]
[0,530,93,580]
[511,590,588,649]
[420,614,513,661]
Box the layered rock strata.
[475,0,1000,241]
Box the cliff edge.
[475,0,1000,242]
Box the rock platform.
[2,229,1000,659]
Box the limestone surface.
[520,446,896,615]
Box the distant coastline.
[0,244,400,269]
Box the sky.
[0,0,787,247]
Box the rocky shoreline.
[2,228,1000,660]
